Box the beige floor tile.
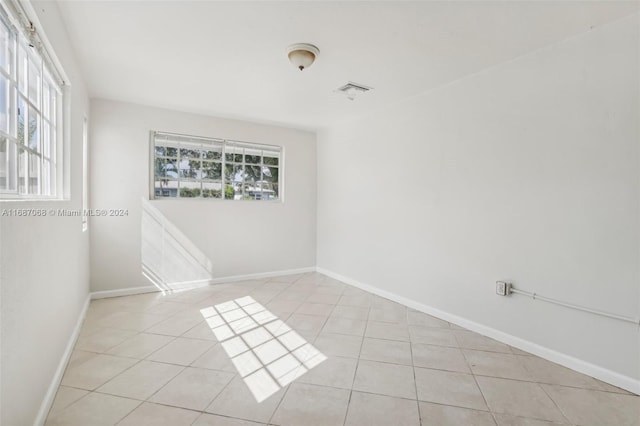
[289,284,319,294]
[338,295,372,308]
[193,413,266,425]
[493,413,569,425]
[85,299,124,319]
[475,377,567,423]
[370,298,406,310]
[61,352,138,390]
[296,355,357,389]
[144,311,205,336]
[304,292,341,305]
[106,333,174,359]
[170,289,221,305]
[342,287,370,297]
[271,383,350,426]
[249,290,279,304]
[322,317,367,336]
[407,311,450,328]
[85,297,149,318]
[190,344,237,372]
[463,350,534,381]
[419,402,496,426]
[94,311,169,332]
[412,344,470,373]
[360,337,412,365]
[261,281,293,292]
[146,337,214,365]
[313,333,363,358]
[314,284,346,295]
[149,367,235,411]
[509,346,533,356]
[46,275,637,426]
[408,326,458,347]
[286,313,327,336]
[47,386,89,416]
[294,302,334,316]
[454,331,511,353]
[414,367,487,411]
[201,292,247,306]
[329,305,369,320]
[64,349,104,369]
[205,375,287,423]
[276,290,311,302]
[253,338,290,365]
[144,301,190,316]
[448,323,468,331]
[96,360,183,400]
[541,384,640,426]
[182,322,219,341]
[265,299,302,314]
[345,391,420,426]
[117,402,199,426]
[519,356,602,390]
[44,392,140,426]
[115,293,165,312]
[78,320,110,338]
[365,321,410,341]
[368,307,408,324]
[75,327,138,353]
[594,379,635,395]
[353,360,416,399]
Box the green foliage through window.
[152,132,281,201]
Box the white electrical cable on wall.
[509,286,640,326]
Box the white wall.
[318,14,639,386]
[0,2,90,425]
[90,100,316,293]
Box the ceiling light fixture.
[287,43,319,71]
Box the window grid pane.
[0,20,12,75]
[153,133,281,201]
[0,136,16,190]
[0,6,61,199]
[27,53,40,105]
[17,146,25,193]
[17,44,26,95]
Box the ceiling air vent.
[335,82,372,100]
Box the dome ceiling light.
[287,43,320,71]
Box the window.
[151,131,281,201]
[82,117,88,230]
[0,3,63,199]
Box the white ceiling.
[54,1,638,131]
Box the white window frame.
[0,0,64,200]
[150,131,282,202]
[82,116,88,230]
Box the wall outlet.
[496,281,511,296]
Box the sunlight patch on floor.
[201,296,326,402]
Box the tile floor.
[45,273,639,426]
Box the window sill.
[0,196,69,204]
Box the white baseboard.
[90,266,317,299]
[34,294,91,426]
[91,285,160,299]
[209,266,316,284]
[316,267,640,395]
